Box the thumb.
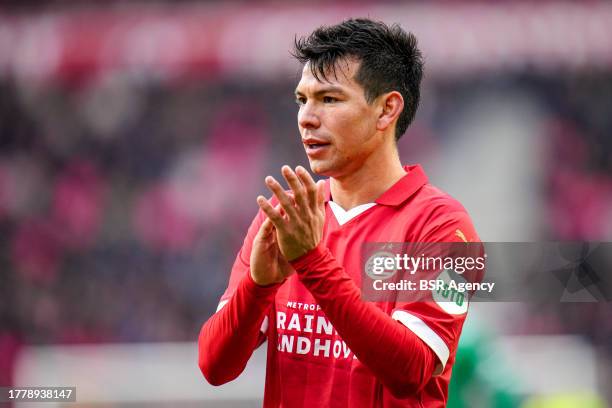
[257,217,275,239]
[255,217,274,241]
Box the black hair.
[292,18,424,140]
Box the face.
[294,59,385,178]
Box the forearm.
[290,244,436,397]
[198,273,279,385]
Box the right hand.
[250,216,295,286]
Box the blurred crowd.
[0,66,611,392]
[540,72,612,239]
[519,73,612,396]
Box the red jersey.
[199,164,480,407]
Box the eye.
[295,96,306,106]
[323,96,337,103]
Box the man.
[199,18,479,407]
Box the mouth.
[305,143,330,150]
[303,137,331,150]
[304,142,331,157]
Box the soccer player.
[198,18,479,407]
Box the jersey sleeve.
[393,208,481,376]
[216,208,272,335]
[290,244,437,397]
[420,209,480,244]
[218,208,266,306]
[219,195,285,305]
[198,207,281,385]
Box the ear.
[376,91,404,132]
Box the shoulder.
[405,183,479,242]
[416,184,469,218]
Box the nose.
[298,102,321,130]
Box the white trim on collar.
[328,201,376,226]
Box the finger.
[257,195,286,229]
[316,180,326,208]
[265,176,298,219]
[277,202,290,219]
[254,217,275,246]
[258,216,275,238]
[261,205,286,241]
[281,165,307,210]
[295,166,318,209]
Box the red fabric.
[198,271,279,385]
[198,206,278,385]
[290,244,437,398]
[198,165,480,407]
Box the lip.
[304,143,330,158]
[302,136,331,158]
[302,136,330,145]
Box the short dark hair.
[292,18,424,141]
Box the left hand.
[256,165,326,261]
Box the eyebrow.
[294,86,346,97]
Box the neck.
[330,141,406,210]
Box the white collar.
[328,201,376,226]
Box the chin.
[308,160,325,176]
[308,160,331,176]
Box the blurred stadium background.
[0,1,611,407]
